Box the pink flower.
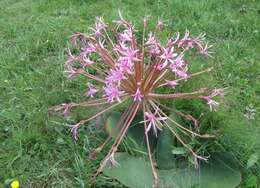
[200,89,224,111]
[156,18,163,31]
[104,85,124,103]
[149,45,161,56]
[171,32,180,45]
[61,103,73,117]
[144,112,167,136]
[65,48,77,69]
[119,29,132,43]
[178,30,191,48]
[165,80,178,88]
[106,69,126,85]
[169,63,189,80]
[145,32,157,46]
[115,41,140,63]
[175,69,189,79]
[211,88,225,98]
[68,122,81,141]
[82,43,96,55]
[81,56,95,68]
[173,54,185,68]
[201,96,219,111]
[160,46,178,64]
[85,83,99,98]
[122,48,139,63]
[168,55,189,79]
[64,68,79,80]
[157,61,168,71]
[193,33,206,49]
[199,43,213,58]
[145,33,161,56]
[132,88,143,102]
[114,42,128,52]
[117,57,134,74]
[89,17,107,37]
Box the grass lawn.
[0,0,259,187]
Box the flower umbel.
[50,13,222,187]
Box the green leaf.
[162,153,241,188]
[104,152,241,188]
[105,112,156,154]
[156,127,176,169]
[171,147,187,155]
[156,112,184,169]
[247,153,258,169]
[103,153,153,188]
[126,113,157,152]
[126,114,146,149]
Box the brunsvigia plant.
[50,14,224,186]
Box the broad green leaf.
[104,152,241,188]
[156,127,176,169]
[126,113,157,152]
[126,114,146,149]
[162,153,242,188]
[156,112,184,170]
[103,152,153,188]
[104,112,156,153]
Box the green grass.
[0,0,259,187]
